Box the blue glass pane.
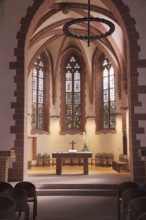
[109,66,114,75]
[104,102,109,115]
[38,104,44,129]
[66,81,72,92]
[74,81,80,92]
[110,88,115,101]
[39,78,43,91]
[110,75,114,88]
[70,56,76,62]
[39,60,44,67]
[103,68,108,77]
[74,117,81,129]
[110,101,115,113]
[103,90,108,102]
[66,63,71,69]
[74,70,80,80]
[33,67,37,77]
[33,77,37,90]
[103,77,108,89]
[110,114,115,128]
[66,93,72,104]
[103,59,108,66]
[32,103,37,129]
[33,90,37,103]
[74,63,80,69]
[74,105,81,116]
[74,93,80,104]
[66,105,72,117]
[39,69,44,78]
[38,91,43,103]
[66,117,72,129]
[104,115,109,128]
[66,71,72,80]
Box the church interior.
[0,0,146,191]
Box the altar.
[52,152,92,175]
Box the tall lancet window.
[103,59,115,129]
[32,56,45,130]
[65,56,81,130]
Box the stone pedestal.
[0,150,15,181]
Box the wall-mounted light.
[120,106,128,111]
[50,115,60,118]
[86,116,95,119]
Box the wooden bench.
[112,154,129,173]
[91,153,114,167]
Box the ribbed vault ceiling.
[27,0,125,77]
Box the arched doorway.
[9,0,144,183]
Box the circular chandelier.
[63,0,115,47]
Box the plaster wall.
[27,116,123,162]
[0,0,33,151]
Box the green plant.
[82,142,89,152]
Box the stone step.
[36,183,118,197]
[36,183,118,189]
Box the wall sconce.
[120,106,128,111]
[115,106,128,116]
[86,116,95,119]
[61,3,69,14]
[50,115,60,118]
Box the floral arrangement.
[82,132,89,152]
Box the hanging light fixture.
[63,0,115,47]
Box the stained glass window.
[32,56,45,130]
[65,56,81,130]
[103,59,115,128]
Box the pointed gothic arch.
[9,0,145,182]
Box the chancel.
[1,1,146,220]
[0,0,146,185]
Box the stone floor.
[34,195,117,220]
[26,166,132,185]
[12,166,132,220]
[17,195,118,220]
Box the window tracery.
[60,50,86,134]
[32,56,45,130]
[102,59,115,129]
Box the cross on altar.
[70,140,76,150]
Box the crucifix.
[70,140,76,150]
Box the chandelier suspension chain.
[88,0,90,47]
[63,0,115,47]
